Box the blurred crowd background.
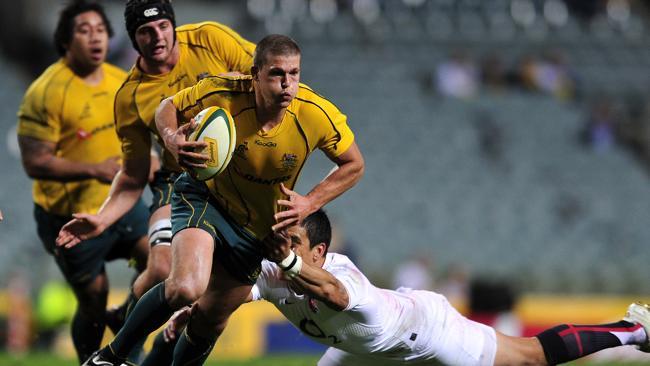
[2,0,650,358]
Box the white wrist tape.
[279,251,302,279]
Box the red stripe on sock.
[563,324,584,356]
[558,324,642,336]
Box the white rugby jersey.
[251,254,435,362]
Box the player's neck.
[65,57,103,86]
[139,42,180,75]
[255,103,287,132]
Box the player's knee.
[75,286,108,318]
[165,279,204,307]
[148,218,172,248]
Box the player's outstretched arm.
[265,231,349,311]
[155,97,208,169]
[18,135,120,183]
[56,156,149,248]
[273,142,364,232]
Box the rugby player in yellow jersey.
[57,0,255,326]
[16,1,150,363]
[80,34,365,366]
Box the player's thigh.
[420,292,497,366]
[170,172,264,286]
[34,204,116,286]
[168,228,214,292]
[140,203,174,277]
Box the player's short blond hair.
[253,34,301,69]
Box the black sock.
[536,320,645,364]
[109,282,174,358]
[141,331,177,366]
[106,289,136,335]
[172,324,217,366]
[120,289,146,364]
[71,309,105,363]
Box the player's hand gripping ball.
[187,106,236,181]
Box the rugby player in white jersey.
[164,209,650,365]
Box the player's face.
[135,19,175,63]
[65,11,109,68]
[288,225,321,266]
[255,54,301,109]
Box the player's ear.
[314,243,327,259]
[251,66,259,81]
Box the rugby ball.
[187,106,236,181]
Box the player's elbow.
[348,158,365,185]
[21,158,51,179]
[319,284,348,311]
[155,98,178,131]
[355,159,365,179]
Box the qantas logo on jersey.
[241,174,291,185]
[76,123,114,140]
[168,73,188,88]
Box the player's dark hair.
[54,0,114,56]
[253,34,301,69]
[124,0,176,53]
[303,209,332,254]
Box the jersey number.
[299,319,341,344]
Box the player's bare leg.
[132,205,172,298]
[172,259,252,365]
[494,302,650,365]
[95,228,214,361]
[494,333,545,365]
[71,271,109,363]
[107,205,171,336]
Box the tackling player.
[56,0,255,326]
[164,209,650,366]
[80,34,365,365]
[16,1,149,362]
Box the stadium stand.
[2,0,650,296]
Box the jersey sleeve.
[196,22,255,74]
[252,260,278,301]
[327,255,368,311]
[17,83,61,143]
[172,76,234,122]
[114,85,151,160]
[298,86,355,159]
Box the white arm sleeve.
[251,284,263,301]
[325,254,369,311]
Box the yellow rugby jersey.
[115,21,255,172]
[172,75,355,238]
[17,60,126,216]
